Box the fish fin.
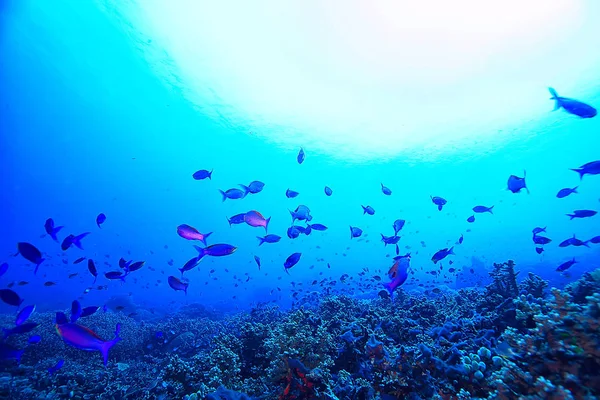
[200,232,213,246]
[449,247,455,255]
[548,87,561,110]
[72,233,90,250]
[34,259,45,275]
[395,244,399,255]
[208,170,213,179]
[438,204,442,211]
[265,217,271,234]
[100,326,122,367]
[239,184,250,194]
[488,206,494,214]
[219,190,227,202]
[567,214,575,220]
[573,186,578,193]
[50,226,63,242]
[257,236,265,246]
[570,168,585,180]
[193,245,207,261]
[349,226,353,239]
[362,206,367,214]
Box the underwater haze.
[1,0,600,399]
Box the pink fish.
[55,322,121,366]
[243,211,271,233]
[176,224,212,245]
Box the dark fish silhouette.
[219,188,246,201]
[239,181,265,194]
[324,186,333,196]
[168,276,189,294]
[362,205,375,215]
[96,213,106,228]
[0,289,23,307]
[549,87,596,118]
[507,172,528,194]
[556,187,578,199]
[567,210,597,220]
[44,218,63,242]
[381,184,392,196]
[571,161,600,180]
[431,196,447,211]
[297,148,305,164]
[16,243,44,274]
[473,206,493,214]
[192,169,212,180]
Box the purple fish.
[324,186,333,196]
[0,289,23,307]
[56,323,121,366]
[16,242,45,274]
[44,218,64,242]
[194,244,237,261]
[381,183,392,196]
[549,87,596,118]
[61,233,90,251]
[71,300,82,323]
[244,211,271,233]
[15,305,35,326]
[87,259,98,284]
[48,359,64,375]
[257,234,281,246]
[219,188,246,201]
[383,256,409,300]
[168,276,188,294]
[176,225,212,245]
[96,213,106,228]
[567,210,597,220]
[192,169,212,180]
[507,172,529,194]
[571,161,600,180]
[473,205,494,214]
[297,148,305,164]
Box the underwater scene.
[1,1,600,399]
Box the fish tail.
[548,87,561,110]
[239,184,250,195]
[362,206,367,214]
[219,190,227,202]
[570,168,585,180]
[193,245,207,261]
[201,232,213,246]
[573,186,578,193]
[257,236,265,246]
[265,217,271,234]
[72,233,89,250]
[567,214,575,220]
[208,170,213,180]
[449,247,455,255]
[488,206,494,214]
[438,205,442,211]
[350,226,353,239]
[34,259,44,275]
[93,276,97,285]
[100,325,122,367]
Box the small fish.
[532,227,546,235]
[254,255,261,270]
[556,258,577,272]
[16,242,45,274]
[61,233,91,251]
[44,218,64,242]
[168,276,188,294]
[567,210,597,220]
[192,169,212,180]
[179,256,200,275]
[219,188,246,202]
[431,196,447,211]
[56,322,121,366]
[362,205,375,215]
[176,224,212,245]
[381,234,400,246]
[3,322,39,337]
[287,226,301,239]
[507,171,529,194]
[73,257,86,265]
[87,259,98,284]
[290,205,312,222]
[431,247,454,264]
[15,304,36,326]
[71,300,82,323]
[533,235,552,245]
[324,186,333,196]
[0,289,23,307]
[194,244,237,261]
[381,184,392,196]
[559,235,589,248]
[28,335,41,344]
[96,213,106,228]
[0,263,8,277]
[127,261,144,273]
[589,236,600,244]
[350,226,363,239]
[44,281,57,287]
[257,234,282,246]
[227,213,246,226]
[239,181,265,195]
[286,189,300,198]
[473,205,493,214]
[549,87,596,118]
[104,271,126,282]
[457,234,464,245]
[308,223,328,231]
[244,211,271,233]
[556,187,578,199]
[80,306,100,318]
[571,161,600,180]
[535,247,544,254]
[284,253,302,273]
[393,219,405,235]
[48,359,65,375]
[297,148,305,164]
[467,215,475,223]
[17,281,28,286]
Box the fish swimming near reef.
[168,276,189,294]
[383,255,410,299]
[549,87,596,118]
[55,321,122,367]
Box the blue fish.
[457,234,464,245]
[535,247,544,254]
[393,219,405,235]
[571,161,600,180]
[350,226,363,239]
[179,256,201,275]
[556,258,577,272]
[284,253,302,273]
[48,359,64,375]
[80,306,100,318]
[362,205,375,215]
[549,87,596,118]
[431,247,454,264]
[44,218,64,242]
[239,181,265,195]
[381,183,392,196]
[324,186,333,196]
[472,205,493,214]
[287,226,301,239]
[290,205,312,222]
[507,172,528,194]
[589,236,600,244]
[0,289,23,307]
[257,234,282,245]
[556,187,578,199]
[559,235,588,248]
[71,300,82,323]
[87,259,98,284]
[254,255,261,270]
[381,234,400,246]
[567,210,597,220]
[0,263,8,277]
[96,213,106,228]
[227,213,246,226]
[61,233,90,251]
[15,305,35,326]
[467,215,475,223]
[286,189,300,198]
[297,148,305,164]
[16,242,45,274]
[28,335,41,344]
[308,223,328,231]
[192,169,212,180]
[431,196,447,211]
[219,188,246,201]
[532,227,546,235]
[533,235,552,245]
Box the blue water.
[1,1,600,398]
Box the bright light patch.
[105,0,593,160]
